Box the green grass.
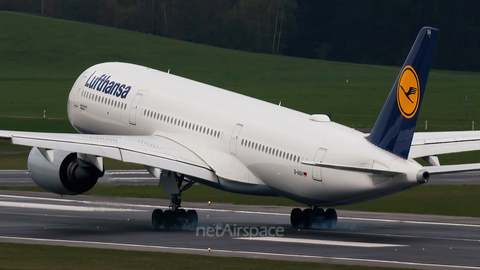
[3,184,480,217]
[1,11,480,169]
[0,242,402,270]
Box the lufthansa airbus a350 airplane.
[2,27,480,229]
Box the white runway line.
[106,171,149,175]
[0,201,146,212]
[0,236,479,269]
[236,236,407,247]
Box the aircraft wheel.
[163,210,175,229]
[174,209,187,229]
[290,208,303,228]
[152,209,164,229]
[325,208,337,229]
[313,208,325,218]
[302,209,314,228]
[186,210,198,229]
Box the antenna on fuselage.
[167,69,170,74]
[278,101,282,106]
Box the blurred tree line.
[1,0,480,71]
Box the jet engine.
[28,147,104,195]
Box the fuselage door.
[129,93,143,125]
[312,148,327,181]
[229,123,243,155]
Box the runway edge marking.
[0,236,478,270]
[235,236,407,248]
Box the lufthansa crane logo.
[397,65,420,119]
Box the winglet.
[367,27,439,159]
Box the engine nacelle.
[28,147,103,195]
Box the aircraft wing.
[409,131,480,159]
[0,130,218,183]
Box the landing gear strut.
[151,173,198,229]
[290,206,337,229]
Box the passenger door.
[312,148,327,181]
[129,93,143,125]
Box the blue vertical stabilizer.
[367,27,439,159]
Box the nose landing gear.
[151,172,198,230]
[290,207,337,229]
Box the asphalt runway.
[0,190,479,269]
[0,170,159,186]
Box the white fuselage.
[67,62,423,206]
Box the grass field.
[0,242,406,270]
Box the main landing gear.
[151,173,198,230]
[290,207,337,229]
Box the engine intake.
[28,147,103,195]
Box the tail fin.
[367,27,439,159]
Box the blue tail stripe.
[367,27,439,159]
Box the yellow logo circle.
[397,65,420,119]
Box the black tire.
[290,208,303,228]
[186,210,198,229]
[163,210,174,229]
[302,209,314,229]
[152,209,164,229]
[174,209,187,229]
[325,208,337,229]
[313,208,325,218]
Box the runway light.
[97,226,99,229]
[127,219,129,221]
[422,248,425,250]
[297,229,300,232]
[208,201,211,205]
[208,248,211,252]
[207,215,209,217]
